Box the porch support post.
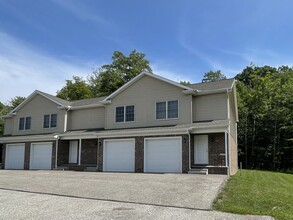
[78,138,82,165]
[224,131,228,166]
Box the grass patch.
[213,169,293,220]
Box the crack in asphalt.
[0,187,211,212]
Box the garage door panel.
[144,138,181,173]
[103,139,135,172]
[5,144,25,169]
[30,143,52,170]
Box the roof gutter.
[96,128,188,138]
[0,134,59,144]
[99,100,111,105]
[183,88,231,96]
[1,113,16,119]
[68,104,105,110]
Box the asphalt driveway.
[0,170,274,219]
[0,170,226,209]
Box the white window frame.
[43,114,57,129]
[19,117,31,130]
[115,105,135,123]
[155,100,179,120]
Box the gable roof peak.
[102,71,192,101]
[10,90,70,114]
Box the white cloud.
[151,63,193,83]
[220,48,293,68]
[0,32,93,103]
[51,0,109,26]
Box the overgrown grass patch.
[213,169,293,220]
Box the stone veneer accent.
[1,144,6,169]
[57,139,98,167]
[97,138,103,171]
[208,133,225,167]
[58,140,70,165]
[191,133,229,175]
[191,133,225,167]
[135,136,144,173]
[81,139,98,164]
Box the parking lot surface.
[0,170,274,219]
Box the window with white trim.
[115,105,134,123]
[156,100,178,119]
[43,114,57,128]
[19,117,31,130]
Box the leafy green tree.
[0,102,10,136]
[236,65,293,171]
[202,70,227,82]
[8,96,26,109]
[88,50,152,96]
[180,81,191,86]
[57,76,94,101]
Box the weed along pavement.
[0,170,274,219]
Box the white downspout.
[78,138,82,165]
[226,90,230,174]
[64,107,71,132]
[54,135,59,169]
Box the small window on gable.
[126,105,134,122]
[115,105,134,123]
[156,102,166,119]
[43,114,57,128]
[19,118,25,130]
[25,117,31,130]
[43,115,50,128]
[156,100,178,120]
[51,114,57,128]
[19,117,31,130]
[115,107,124,123]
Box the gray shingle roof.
[70,96,107,107]
[37,90,71,106]
[188,78,235,90]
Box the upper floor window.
[115,105,134,123]
[43,114,57,128]
[19,117,31,130]
[156,100,178,120]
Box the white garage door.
[144,137,182,173]
[5,144,25,169]
[30,142,52,170]
[103,139,135,172]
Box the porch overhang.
[188,120,229,134]
[0,134,58,143]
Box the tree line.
[0,50,292,172]
[236,65,293,171]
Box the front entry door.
[194,135,209,164]
[69,141,78,164]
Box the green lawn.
[213,169,293,220]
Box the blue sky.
[1,0,293,103]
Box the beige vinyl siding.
[192,93,227,122]
[68,107,105,130]
[229,133,238,175]
[4,118,13,135]
[105,75,192,129]
[12,94,65,135]
[229,91,237,141]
